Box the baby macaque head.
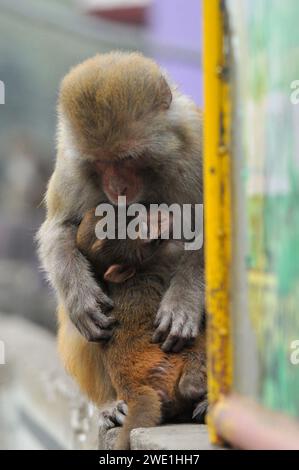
[76,208,175,284]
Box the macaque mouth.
[107,190,139,206]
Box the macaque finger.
[156,313,184,351]
[171,337,186,353]
[98,294,114,312]
[161,334,181,352]
[192,398,208,423]
[181,323,193,340]
[153,308,163,327]
[90,312,117,329]
[152,314,171,343]
[112,409,126,426]
[181,322,198,342]
[78,315,115,342]
[117,401,128,416]
[100,401,128,429]
[162,330,195,352]
[86,328,114,343]
[100,410,117,430]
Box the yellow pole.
[203,0,233,444]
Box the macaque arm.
[153,250,204,352]
[37,169,115,342]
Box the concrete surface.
[131,425,214,450]
[0,314,98,449]
[0,314,215,450]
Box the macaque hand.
[153,294,200,352]
[68,284,116,342]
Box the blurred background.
[0,0,203,332]
[2,0,299,452]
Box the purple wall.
[148,0,203,106]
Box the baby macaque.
[58,208,207,450]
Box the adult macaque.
[37,52,204,351]
[57,208,207,450]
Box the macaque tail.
[114,386,162,450]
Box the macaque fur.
[37,52,204,353]
[58,209,207,450]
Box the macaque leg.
[114,386,162,450]
[57,305,115,405]
[178,341,208,422]
[178,353,206,400]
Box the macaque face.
[88,217,166,270]
[76,208,174,283]
[95,158,143,205]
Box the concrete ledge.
[0,314,98,449]
[0,315,217,450]
[131,424,215,450]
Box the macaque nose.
[102,163,141,204]
[109,176,128,196]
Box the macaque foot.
[99,401,128,431]
[153,305,199,352]
[178,358,207,423]
[192,397,208,423]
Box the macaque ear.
[104,264,136,284]
[158,76,172,110]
